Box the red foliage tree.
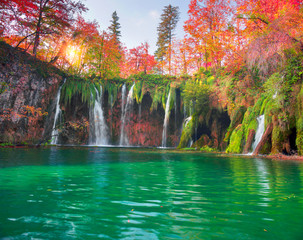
[122,42,157,77]
[184,0,233,70]
[1,0,86,56]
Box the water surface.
[0,147,303,239]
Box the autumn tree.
[236,0,303,75]
[62,16,99,75]
[87,31,123,79]
[184,0,232,70]
[170,38,196,75]
[1,0,86,56]
[122,42,157,76]
[0,0,12,36]
[155,4,180,74]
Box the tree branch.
[237,15,269,25]
[15,32,36,48]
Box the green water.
[0,148,303,239]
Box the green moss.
[224,106,246,142]
[271,125,283,154]
[60,74,178,112]
[296,117,303,155]
[191,134,210,149]
[260,97,269,115]
[128,73,177,111]
[253,96,266,115]
[0,142,14,147]
[245,119,258,141]
[182,78,211,115]
[296,85,303,155]
[200,145,216,152]
[104,81,121,108]
[178,116,194,149]
[180,148,196,151]
[150,87,164,112]
[264,99,274,128]
[61,77,98,107]
[133,81,144,104]
[226,124,244,153]
[259,141,271,154]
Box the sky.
[83,0,189,54]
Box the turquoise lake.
[0,147,303,239]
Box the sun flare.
[66,45,80,64]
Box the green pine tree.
[108,11,121,42]
[155,5,180,74]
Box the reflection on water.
[0,148,303,239]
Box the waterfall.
[189,139,193,148]
[50,79,65,144]
[119,83,135,146]
[250,115,265,154]
[162,91,171,147]
[121,84,127,119]
[89,86,109,146]
[184,116,192,128]
[182,116,193,148]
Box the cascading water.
[183,116,193,147]
[184,116,192,128]
[119,83,135,146]
[189,139,193,148]
[89,86,109,146]
[162,91,171,148]
[121,84,126,119]
[50,79,66,144]
[249,115,265,154]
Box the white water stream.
[50,80,65,144]
[249,114,265,154]
[119,83,135,146]
[89,86,109,146]
[162,91,171,147]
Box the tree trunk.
[33,0,50,55]
[253,123,273,155]
[243,129,255,154]
[33,17,42,55]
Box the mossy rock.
[271,124,284,154]
[226,124,244,153]
[259,140,271,154]
[295,84,303,154]
[224,106,246,142]
[180,147,196,151]
[296,117,303,155]
[191,134,211,149]
[200,145,216,152]
[178,117,194,149]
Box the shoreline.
[1,144,303,161]
[264,153,303,162]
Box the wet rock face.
[58,88,184,147]
[0,41,63,144]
